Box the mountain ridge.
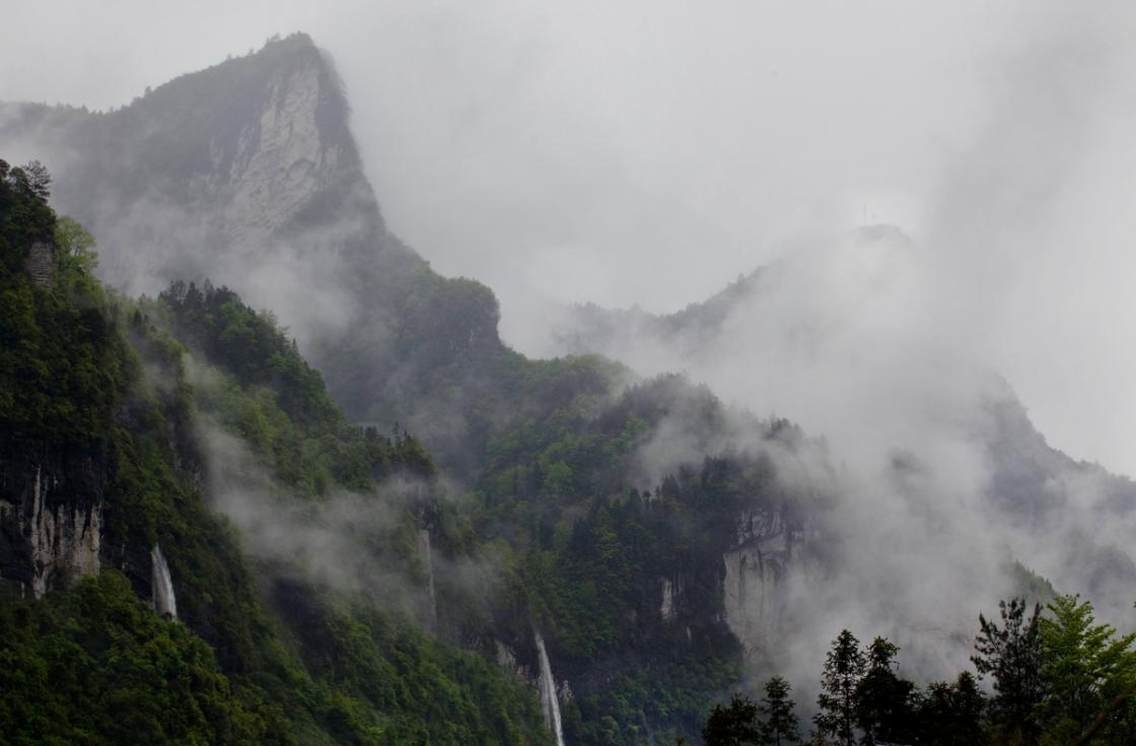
[1,33,521,474]
[8,32,1136,744]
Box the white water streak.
[151,544,178,620]
[534,627,566,746]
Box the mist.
[4,1,1135,480]
[196,407,498,627]
[533,5,1136,688]
[6,1,1136,723]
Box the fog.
[7,0,1136,719]
[4,1,1135,480]
[196,407,497,629]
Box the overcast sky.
[4,1,1136,476]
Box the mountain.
[547,225,913,363]
[551,265,764,363]
[1,34,388,294]
[551,221,1136,524]
[546,221,1136,638]
[1,34,840,727]
[0,153,824,742]
[0,163,553,743]
[8,32,1136,745]
[0,33,519,476]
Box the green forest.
[6,152,1136,746]
[0,159,551,745]
[0,158,770,745]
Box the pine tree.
[815,629,866,746]
[854,637,916,744]
[760,676,801,745]
[22,159,51,200]
[704,693,763,745]
[951,672,986,743]
[972,598,1044,744]
[917,672,985,745]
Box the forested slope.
[0,155,833,744]
[0,159,551,745]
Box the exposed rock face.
[495,640,524,679]
[721,506,798,657]
[0,33,508,473]
[0,34,395,336]
[25,241,55,288]
[218,64,340,247]
[0,455,105,598]
[659,577,677,622]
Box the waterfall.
[660,578,676,621]
[418,529,437,629]
[534,627,566,746]
[151,544,178,620]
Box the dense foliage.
[701,677,801,745]
[463,367,809,743]
[2,41,824,744]
[703,694,763,745]
[151,279,434,492]
[0,571,284,745]
[0,163,551,745]
[0,160,127,448]
[21,145,1136,746]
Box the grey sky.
[4,1,1136,477]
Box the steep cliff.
[1,34,387,286]
[0,34,515,475]
[0,161,118,600]
[5,38,1055,743]
[0,451,104,599]
[721,505,800,659]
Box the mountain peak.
[0,38,507,445]
[146,31,326,100]
[0,31,383,297]
[134,30,356,174]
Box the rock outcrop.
[0,33,508,474]
[0,453,105,598]
[1,33,387,303]
[24,241,55,288]
[722,506,800,658]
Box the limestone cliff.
[721,505,798,658]
[0,448,105,598]
[0,34,393,301]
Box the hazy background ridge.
[4,0,1136,479]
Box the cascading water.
[151,544,178,620]
[418,529,437,629]
[534,627,566,746]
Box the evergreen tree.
[704,693,763,745]
[951,672,986,743]
[22,159,51,200]
[854,637,917,744]
[816,629,867,746]
[917,672,985,745]
[760,676,801,745]
[972,598,1044,744]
